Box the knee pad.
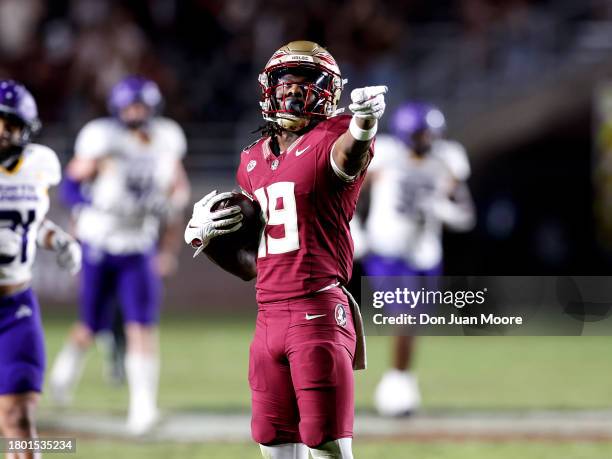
[309,438,353,459]
[251,416,278,445]
[259,443,308,459]
[299,417,325,448]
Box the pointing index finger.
[365,85,388,99]
[351,85,388,103]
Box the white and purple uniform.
[0,143,61,394]
[72,117,186,331]
[363,135,472,304]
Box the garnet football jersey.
[236,115,373,303]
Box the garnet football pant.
[249,288,356,448]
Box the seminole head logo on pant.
[335,304,347,327]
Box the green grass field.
[55,440,612,459]
[38,315,612,458]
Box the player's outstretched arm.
[332,85,388,179]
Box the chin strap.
[277,116,309,132]
[0,146,23,170]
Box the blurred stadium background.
[2,0,612,457]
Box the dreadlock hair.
[251,118,322,139]
[251,121,282,138]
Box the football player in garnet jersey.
[0,80,81,458]
[185,41,387,459]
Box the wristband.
[37,219,71,250]
[36,220,58,248]
[349,117,377,141]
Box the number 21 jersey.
[0,144,61,285]
[237,115,373,303]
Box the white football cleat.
[126,408,160,436]
[48,380,73,408]
[48,342,87,407]
[374,369,421,417]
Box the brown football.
[203,190,263,258]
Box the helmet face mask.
[119,102,153,130]
[410,128,435,156]
[0,113,35,162]
[259,41,343,132]
[267,67,334,130]
[0,114,25,144]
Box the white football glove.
[0,228,22,259]
[184,190,243,258]
[349,85,388,120]
[51,232,82,275]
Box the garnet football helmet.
[259,41,344,132]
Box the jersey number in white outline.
[0,210,36,264]
[254,182,299,257]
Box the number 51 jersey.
[0,144,61,285]
[237,115,373,304]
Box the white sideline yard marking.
[38,410,612,442]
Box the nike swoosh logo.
[15,305,32,319]
[305,313,327,321]
[295,146,310,157]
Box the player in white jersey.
[49,76,190,435]
[0,80,81,458]
[358,102,475,416]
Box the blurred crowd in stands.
[0,0,610,125]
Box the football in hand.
[204,190,263,257]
